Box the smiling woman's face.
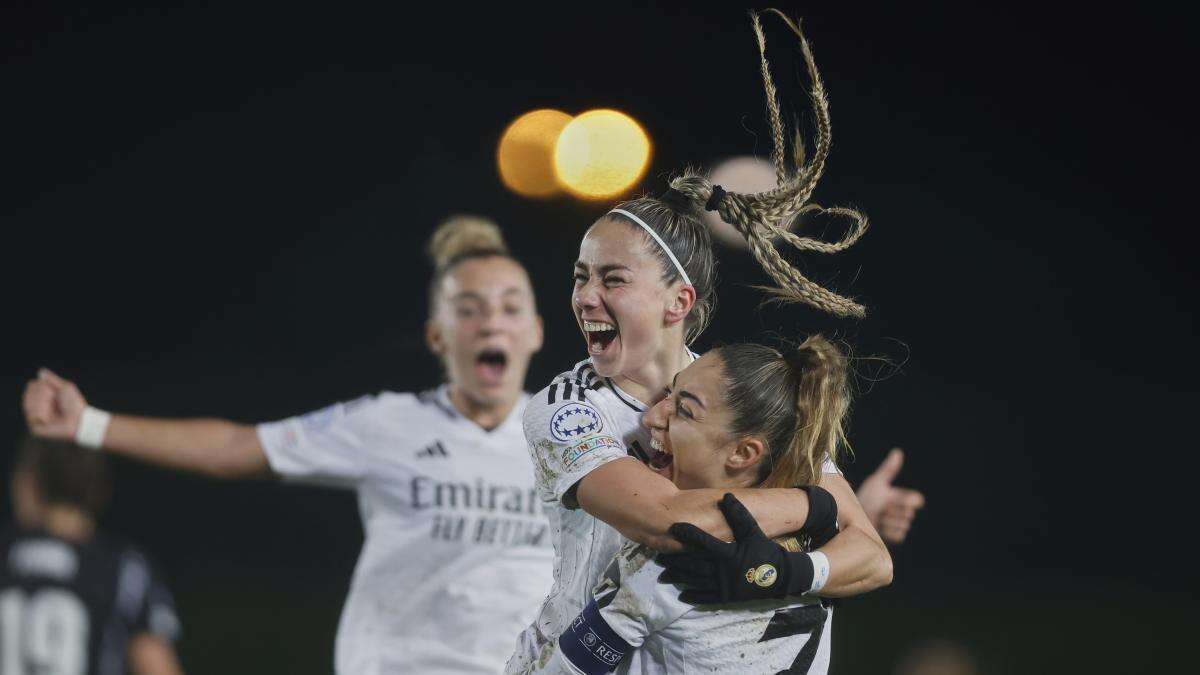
[643,351,746,490]
[572,218,680,379]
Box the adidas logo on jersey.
[416,441,448,459]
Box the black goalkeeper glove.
[657,489,837,604]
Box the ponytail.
[716,335,851,488]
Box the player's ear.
[663,283,697,328]
[727,437,766,473]
[425,319,445,357]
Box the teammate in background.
[508,12,893,671]
[2,436,183,675]
[22,217,555,674]
[539,337,859,674]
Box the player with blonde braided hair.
[508,11,896,673]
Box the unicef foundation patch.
[562,435,621,468]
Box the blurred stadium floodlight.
[702,156,780,248]
[553,109,651,200]
[497,109,573,198]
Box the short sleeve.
[524,388,629,506]
[256,395,375,488]
[119,551,181,643]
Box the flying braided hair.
[670,9,870,318]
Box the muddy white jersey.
[258,385,554,675]
[532,541,831,675]
[507,355,694,673]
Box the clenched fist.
[23,368,88,440]
[857,448,925,545]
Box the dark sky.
[2,0,1195,661]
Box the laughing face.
[427,255,543,409]
[642,351,766,490]
[572,218,683,379]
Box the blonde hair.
[667,10,870,318]
[715,335,851,488]
[426,215,518,314]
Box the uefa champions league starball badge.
[550,403,604,442]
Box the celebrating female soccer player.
[507,11,893,672]
[538,337,862,674]
[23,217,554,674]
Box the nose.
[573,279,601,312]
[643,396,672,432]
[479,304,503,334]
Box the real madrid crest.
[746,563,777,588]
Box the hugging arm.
[575,457,812,553]
[657,475,892,603]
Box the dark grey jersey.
[0,527,179,675]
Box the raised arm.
[575,457,810,552]
[23,368,270,479]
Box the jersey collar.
[435,383,528,435]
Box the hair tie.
[783,346,811,373]
[705,184,727,212]
[660,187,692,213]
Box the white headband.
[608,209,692,286]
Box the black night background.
[2,3,1194,673]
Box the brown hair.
[14,436,112,517]
[426,215,521,314]
[715,335,851,488]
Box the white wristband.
[75,406,112,450]
[807,552,830,593]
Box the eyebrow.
[452,286,528,302]
[671,374,705,409]
[678,389,705,409]
[574,261,632,275]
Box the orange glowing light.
[497,109,573,198]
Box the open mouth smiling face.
[642,352,741,490]
[573,218,677,378]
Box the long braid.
[670,9,869,318]
[752,10,790,187]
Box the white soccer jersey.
[507,355,692,673]
[257,385,555,675]
[535,541,832,675]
